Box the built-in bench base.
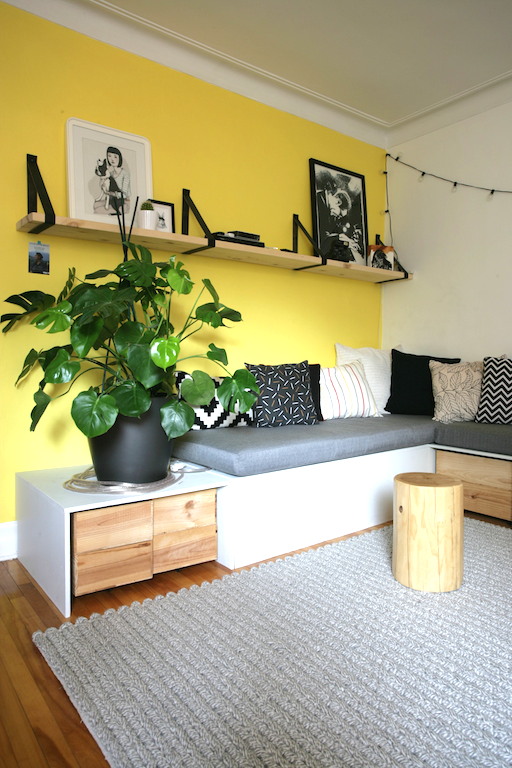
[216,444,435,569]
[173,415,512,568]
[436,448,512,522]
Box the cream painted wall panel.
[382,100,512,361]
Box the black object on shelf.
[225,230,260,241]
[211,232,265,248]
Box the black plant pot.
[88,397,173,484]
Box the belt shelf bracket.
[181,189,217,254]
[26,154,56,234]
[291,214,327,271]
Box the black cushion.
[308,363,323,421]
[385,349,460,416]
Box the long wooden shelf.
[16,213,411,283]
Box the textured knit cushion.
[245,361,318,428]
[475,357,512,424]
[335,343,393,414]
[320,361,380,419]
[430,360,483,423]
[386,349,461,416]
[175,371,253,429]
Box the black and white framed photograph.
[368,244,395,270]
[67,118,152,225]
[309,158,368,265]
[148,199,175,233]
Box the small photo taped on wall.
[28,241,50,274]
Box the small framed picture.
[66,118,152,225]
[368,245,395,270]
[28,241,50,274]
[148,199,175,233]
[309,158,368,265]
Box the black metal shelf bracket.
[26,154,55,233]
[181,189,217,254]
[291,214,327,271]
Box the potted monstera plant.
[1,240,258,483]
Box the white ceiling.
[8,0,512,144]
[79,0,512,123]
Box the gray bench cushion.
[435,422,512,456]
[173,415,436,476]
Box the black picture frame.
[148,199,175,234]
[309,158,368,265]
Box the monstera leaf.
[71,390,119,437]
[180,370,215,406]
[218,369,259,412]
[159,399,195,439]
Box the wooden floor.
[0,513,508,767]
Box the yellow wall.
[0,3,385,524]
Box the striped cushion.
[320,361,380,419]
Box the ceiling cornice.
[5,0,512,148]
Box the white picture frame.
[66,118,152,226]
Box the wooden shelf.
[16,212,411,283]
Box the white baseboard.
[0,521,18,561]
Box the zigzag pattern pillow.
[475,357,512,424]
[245,360,318,427]
[175,371,253,429]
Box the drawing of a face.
[107,151,120,167]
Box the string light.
[385,153,512,196]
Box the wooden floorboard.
[0,513,508,767]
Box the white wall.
[382,101,512,361]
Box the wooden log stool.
[392,472,464,592]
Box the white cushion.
[335,343,394,414]
[320,361,380,419]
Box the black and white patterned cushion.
[175,371,253,429]
[245,360,319,427]
[475,357,512,424]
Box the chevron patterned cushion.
[475,357,512,424]
[245,360,319,427]
[175,372,254,429]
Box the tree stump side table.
[392,472,464,592]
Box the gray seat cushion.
[173,415,436,476]
[434,422,512,456]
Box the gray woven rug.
[34,518,512,768]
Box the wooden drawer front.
[73,501,153,554]
[153,489,217,572]
[436,451,512,520]
[153,489,216,534]
[73,541,153,596]
[153,525,217,573]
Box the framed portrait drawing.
[309,158,368,265]
[148,199,175,234]
[66,118,153,226]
